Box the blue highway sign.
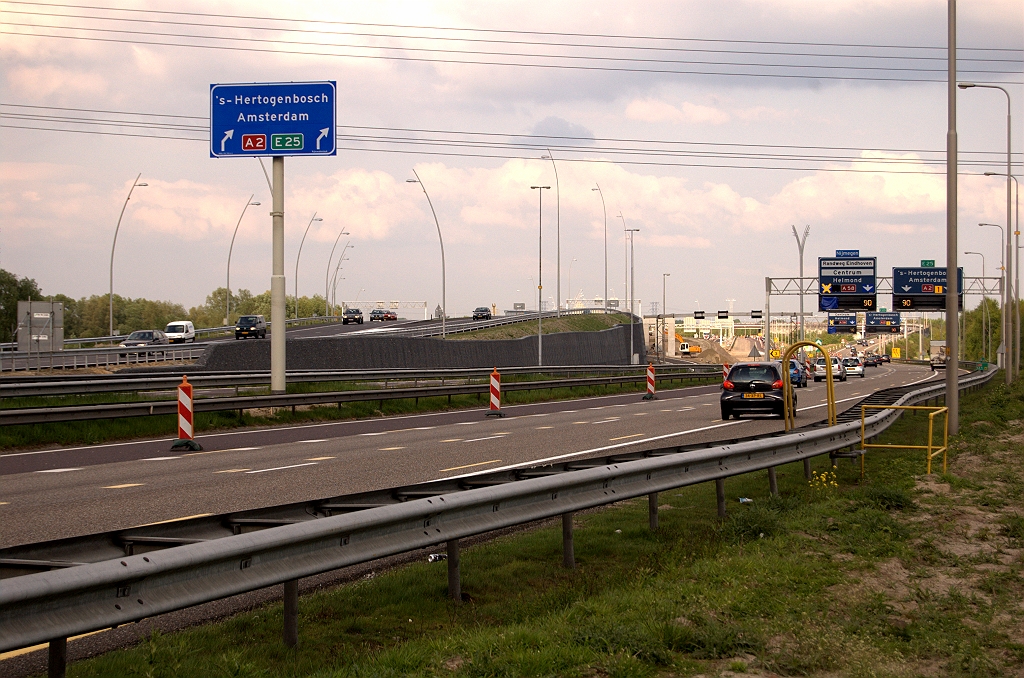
[835,249,860,258]
[210,81,336,157]
[866,312,901,333]
[892,267,963,311]
[827,313,858,334]
[819,256,876,311]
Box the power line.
[3,1,1019,53]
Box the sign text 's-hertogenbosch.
[865,312,902,333]
[892,267,964,311]
[210,82,336,157]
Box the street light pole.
[625,227,640,364]
[592,185,608,312]
[531,185,551,365]
[989,172,1020,377]
[961,81,1013,384]
[567,257,578,309]
[965,251,988,360]
[980,221,1006,369]
[408,170,446,338]
[330,243,353,311]
[791,225,810,341]
[225,195,260,325]
[542,151,560,317]
[109,174,147,337]
[294,212,322,319]
[324,229,350,317]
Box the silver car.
[813,356,847,382]
[842,357,865,378]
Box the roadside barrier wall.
[196,324,646,371]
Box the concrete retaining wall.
[196,324,646,371]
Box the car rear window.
[728,365,779,382]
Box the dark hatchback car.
[369,308,387,321]
[118,329,169,357]
[721,362,795,420]
[472,306,492,320]
[342,308,363,324]
[234,315,266,339]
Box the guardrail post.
[803,458,812,480]
[48,637,67,678]
[447,539,461,600]
[768,467,779,496]
[648,492,659,530]
[283,579,298,648]
[561,513,575,568]
[715,479,726,518]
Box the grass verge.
[449,313,632,340]
[55,374,1024,676]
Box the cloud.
[6,66,108,99]
[625,99,730,125]
[528,117,597,146]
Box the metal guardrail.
[0,367,995,659]
[0,368,720,425]
[1,365,719,398]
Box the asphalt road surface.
[0,362,937,547]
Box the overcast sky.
[2,0,1022,318]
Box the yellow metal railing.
[859,405,949,476]
[781,341,837,431]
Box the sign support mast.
[271,157,286,394]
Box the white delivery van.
[164,320,196,343]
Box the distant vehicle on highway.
[383,309,397,321]
[721,362,794,420]
[842,356,865,378]
[789,359,808,388]
[119,329,169,357]
[342,308,364,325]
[472,307,492,320]
[813,356,847,382]
[235,315,266,339]
[863,354,882,367]
[164,320,195,343]
[369,309,387,322]
[880,354,891,363]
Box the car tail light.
[771,379,784,389]
[722,380,735,391]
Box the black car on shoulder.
[342,308,363,324]
[721,361,795,420]
[234,315,266,339]
[472,306,492,320]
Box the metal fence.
[0,367,995,668]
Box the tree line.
[0,268,329,341]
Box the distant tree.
[0,268,43,343]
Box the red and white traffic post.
[171,375,203,451]
[643,363,656,400]
[486,368,504,417]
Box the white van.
[164,320,196,343]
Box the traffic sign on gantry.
[892,267,963,311]
[866,312,902,333]
[818,254,876,311]
[826,313,858,334]
[210,82,337,157]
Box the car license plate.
[742,393,765,399]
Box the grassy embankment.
[57,374,1024,677]
[449,313,633,340]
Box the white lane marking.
[104,483,144,489]
[379,446,406,451]
[297,439,328,443]
[529,413,550,417]
[223,447,260,452]
[246,462,318,474]
[462,435,509,443]
[440,459,502,472]
[141,456,179,461]
[214,469,249,474]
[797,396,863,411]
[592,418,620,425]
[35,468,82,473]
[446,420,750,480]
[454,422,479,426]
[440,438,463,443]
[536,426,553,430]
[359,432,391,437]
[677,407,696,412]
[633,413,647,416]
[412,426,437,430]
[610,433,644,441]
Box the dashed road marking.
[610,433,644,441]
[297,439,329,443]
[440,459,502,472]
[360,432,390,437]
[104,483,144,489]
[141,456,179,461]
[573,421,588,424]
[307,456,335,461]
[536,426,553,429]
[246,462,318,474]
[462,435,508,443]
[633,412,647,416]
[379,447,406,451]
[36,468,82,473]
[454,422,478,426]
[224,447,261,452]
[214,469,250,474]
[440,438,463,443]
[592,418,620,424]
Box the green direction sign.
[921,260,935,267]
[271,133,304,151]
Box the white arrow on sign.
[862,284,874,292]
[316,127,329,150]
[902,285,912,291]
[220,130,234,152]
